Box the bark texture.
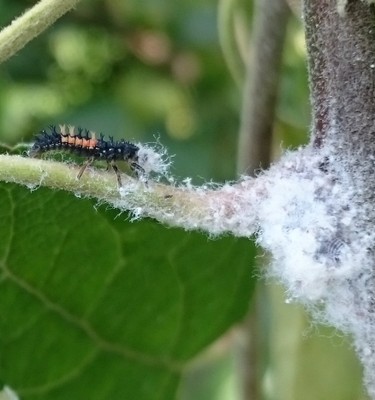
[304,0,375,397]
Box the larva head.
[28,143,41,158]
[121,141,139,161]
[28,128,61,157]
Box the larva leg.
[130,161,147,186]
[130,161,145,178]
[110,160,122,187]
[77,157,94,180]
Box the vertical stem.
[237,0,290,174]
[303,1,375,397]
[304,0,375,151]
[235,1,290,400]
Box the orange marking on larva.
[88,138,98,149]
[75,137,83,146]
[68,136,76,145]
[82,138,91,148]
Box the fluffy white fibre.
[255,146,375,397]
[136,141,172,178]
[257,148,370,321]
[111,142,375,351]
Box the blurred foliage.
[0,0,308,182]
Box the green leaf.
[0,183,256,399]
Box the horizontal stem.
[0,154,258,237]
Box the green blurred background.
[0,0,308,182]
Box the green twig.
[237,0,290,175]
[0,0,81,64]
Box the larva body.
[29,125,144,186]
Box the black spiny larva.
[29,125,144,186]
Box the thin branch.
[218,0,247,86]
[237,0,290,175]
[235,2,290,400]
[0,0,81,64]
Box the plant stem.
[303,0,375,397]
[305,0,375,151]
[0,154,259,237]
[235,1,290,399]
[0,0,81,64]
[237,0,290,175]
